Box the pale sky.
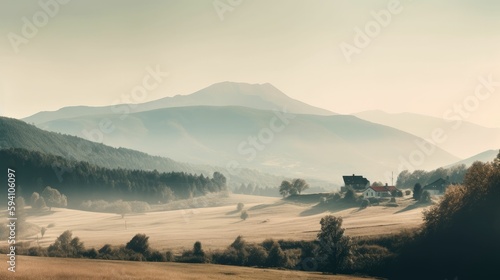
[1,0,499,127]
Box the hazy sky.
[1,0,499,127]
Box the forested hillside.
[0,117,283,188]
[0,148,227,205]
[0,117,194,171]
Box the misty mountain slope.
[23,82,335,125]
[447,149,499,167]
[22,105,113,126]
[0,117,283,188]
[35,106,459,183]
[355,110,500,158]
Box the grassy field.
[0,255,379,280]
[1,194,429,253]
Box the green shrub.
[246,244,268,267]
[240,210,249,220]
[419,191,431,204]
[283,248,301,269]
[178,241,208,263]
[237,202,244,211]
[262,239,275,251]
[360,199,370,209]
[266,241,288,267]
[148,250,166,262]
[211,247,240,265]
[83,248,98,259]
[165,251,175,262]
[125,234,149,254]
[27,246,47,256]
[343,189,359,203]
[47,230,85,258]
[351,245,394,276]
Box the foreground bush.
[316,216,352,273]
[179,241,207,263]
[47,230,85,257]
[126,234,150,255]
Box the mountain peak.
[190,81,287,100]
[142,81,335,116]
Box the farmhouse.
[362,184,398,198]
[423,178,450,195]
[343,174,370,191]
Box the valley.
[5,194,428,254]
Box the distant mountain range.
[24,82,334,125]
[355,110,500,158]
[22,82,461,183]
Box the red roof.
[369,185,397,192]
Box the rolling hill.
[30,106,459,183]
[355,110,500,158]
[5,194,427,254]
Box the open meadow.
[2,194,429,254]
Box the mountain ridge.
[23,82,335,125]
[447,149,499,168]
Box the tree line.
[396,164,467,188]
[0,148,227,206]
[13,214,354,273]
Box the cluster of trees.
[211,236,296,268]
[26,231,172,262]
[30,186,68,210]
[279,179,309,197]
[0,148,227,205]
[396,164,466,188]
